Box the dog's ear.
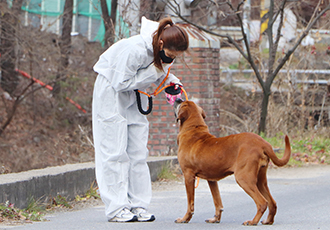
[197,105,206,119]
[177,107,188,124]
[202,109,206,119]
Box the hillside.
[0,27,102,173]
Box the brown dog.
[174,100,291,225]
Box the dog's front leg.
[206,180,223,223]
[175,171,195,223]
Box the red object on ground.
[15,69,86,113]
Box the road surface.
[4,165,330,230]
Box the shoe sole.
[109,216,138,222]
[138,215,155,222]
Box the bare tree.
[0,0,24,96]
[1,79,36,136]
[100,0,118,47]
[165,0,330,134]
[0,0,102,137]
[141,0,161,21]
[53,0,73,96]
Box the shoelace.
[121,208,132,215]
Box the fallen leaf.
[316,149,325,154]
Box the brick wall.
[147,29,221,156]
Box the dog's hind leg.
[257,166,277,225]
[205,180,223,223]
[175,171,195,223]
[235,165,268,226]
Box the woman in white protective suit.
[92,16,189,222]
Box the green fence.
[16,0,129,43]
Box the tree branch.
[227,0,266,90]
[270,2,330,86]
[0,72,70,136]
[0,81,34,136]
[273,0,287,54]
[267,0,287,81]
[167,0,267,90]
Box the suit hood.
[140,16,159,51]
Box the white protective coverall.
[92,17,181,220]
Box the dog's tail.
[267,135,291,167]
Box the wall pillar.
[148,25,220,156]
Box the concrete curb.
[0,156,178,209]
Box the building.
[20,0,129,42]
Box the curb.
[0,156,178,209]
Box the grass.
[24,197,46,221]
[75,181,100,201]
[262,133,330,166]
[229,63,239,69]
[0,182,101,224]
[0,202,21,219]
[51,195,72,209]
[157,163,179,181]
[0,199,45,223]
[85,181,101,199]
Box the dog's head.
[174,99,206,127]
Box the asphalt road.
[6,165,330,230]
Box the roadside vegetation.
[0,200,45,225]
[263,132,330,167]
[0,182,100,225]
[157,162,181,181]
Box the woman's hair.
[152,17,189,71]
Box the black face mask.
[159,50,174,63]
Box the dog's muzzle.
[174,98,184,118]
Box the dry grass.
[0,26,101,174]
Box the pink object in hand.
[165,84,182,106]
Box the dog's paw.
[205,217,220,223]
[261,220,274,225]
[175,218,188,223]
[242,220,258,226]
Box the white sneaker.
[108,208,138,222]
[131,208,155,222]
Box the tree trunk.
[100,0,111,47]
[100,0,117,47]
[140,0,158,21]
[53,0,73,96]
[258,86,271,134]
[0,0,23,96]
[109,0,118,45]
